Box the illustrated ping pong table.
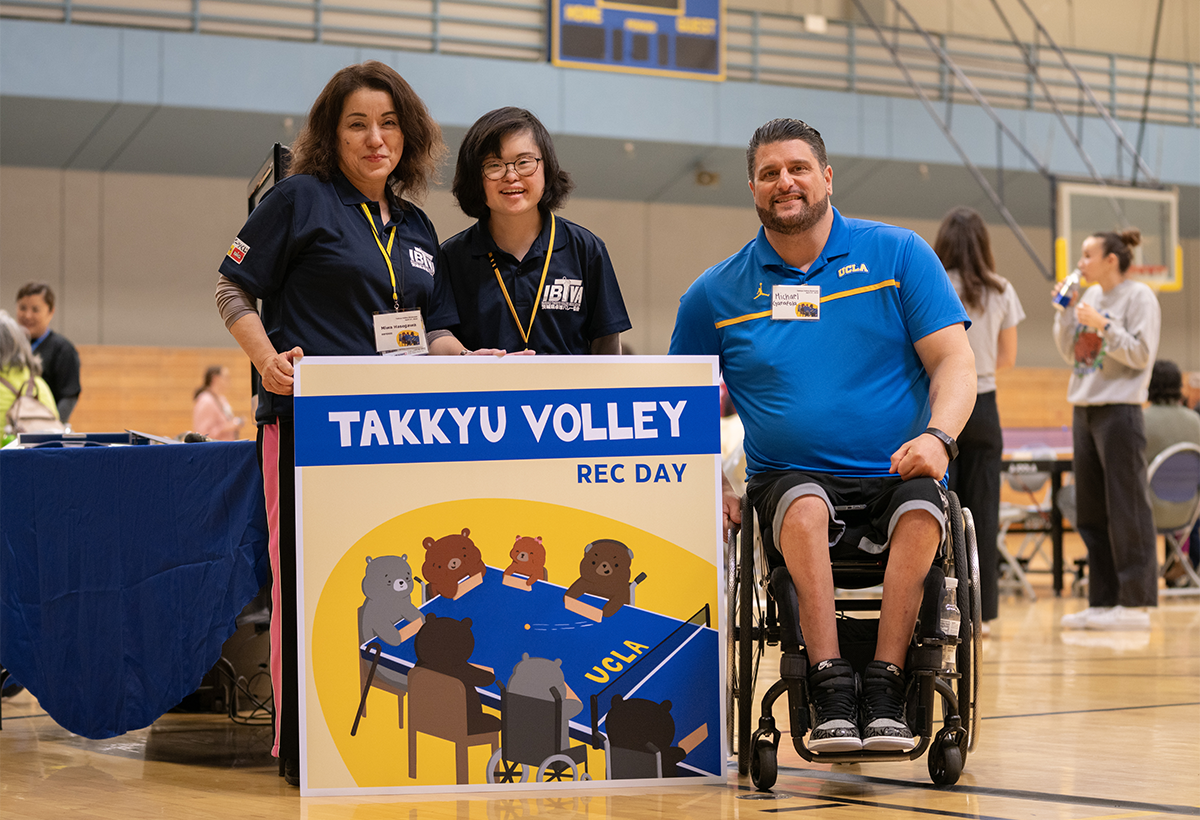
[358,566,721,778]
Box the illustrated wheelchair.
[728,490,982,789]
[486,683,592,783]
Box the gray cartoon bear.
[359,554,423,644]
[359,554,423,687]
[507,653,583,750]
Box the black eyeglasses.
[482,157,542,180]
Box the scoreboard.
[551,0,724,81]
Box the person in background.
[1143,359,1200,579]
[191,365,243,441]
[0,309,60,443]
[15,282,81,424]
[214,60,445,786]
[426,107,631,355]
[1054,229,1161,631]
[934,207,1025,634]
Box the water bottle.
[940,577,961,673]
[1052,269,1082,311]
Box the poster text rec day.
[294,385,720,469]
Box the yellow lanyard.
[488,213,556,349]
[359,203,401,312]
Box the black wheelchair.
[728,490,982,789]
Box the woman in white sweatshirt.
[1054,229,1161,631]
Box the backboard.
[1055,180,1182,292]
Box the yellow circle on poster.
[310,497,716,788]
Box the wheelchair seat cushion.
[747,470,948,569]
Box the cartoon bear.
[605,694,687,776]
[358,554,423,687]
[359,554,423,646]
[421,528,487,600]
[413,613,500,735]
[506,653,582,749]
[503,535,547,588]
[565,539,633,618]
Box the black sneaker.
[806,658,862,752]
[861,660,916,751]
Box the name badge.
[772,285,821,321]
[374,310,428,356]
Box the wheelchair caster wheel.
[750,736,778,791]
[486,748,530,783]
[928,737,963,786]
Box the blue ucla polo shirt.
[219,170,439,424]
[669,208,969,478]
[426,213,631,354]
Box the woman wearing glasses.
[427,108,631,355]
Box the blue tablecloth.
[1,441,270,738]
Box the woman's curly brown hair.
[288,61,445,204]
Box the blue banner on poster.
[294,385,720,467]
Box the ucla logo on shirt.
[541,277,583,312]
[838,263,869,277]
[408,246,435,276]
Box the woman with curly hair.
[213,60,446,785]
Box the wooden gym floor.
[2,533,1197,819]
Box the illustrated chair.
[604,738,663,779]
[354,604,406,730]
[486,684,590,783]
[407,666,499,784]
[1147,442,1200,594]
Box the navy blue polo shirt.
[425,213,631,354]
[219,170,439,423]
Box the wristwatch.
[923,427,959,461]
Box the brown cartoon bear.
[503,535,547,588]
[421,528,486,601]
[565,539,633,618]
[413,613,500,735]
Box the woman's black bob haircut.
[452,107,574,221]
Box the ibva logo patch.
[541,278,583,312]
[408,247,435,275]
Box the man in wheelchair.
[669,118,976,754]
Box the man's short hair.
[746,119,828,180]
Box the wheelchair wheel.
[749,735,778,792]
[536,754,580,782]
[956,502,983,754]
[947,492,977,758]
[965,505,983,753]
[735,494,766,775]
[725,527,737,757]
[486,748,531,783]
[928,731,963,786]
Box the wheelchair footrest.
[779,652,807,680]
[790,735,932,765]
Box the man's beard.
[756,190,829,235]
